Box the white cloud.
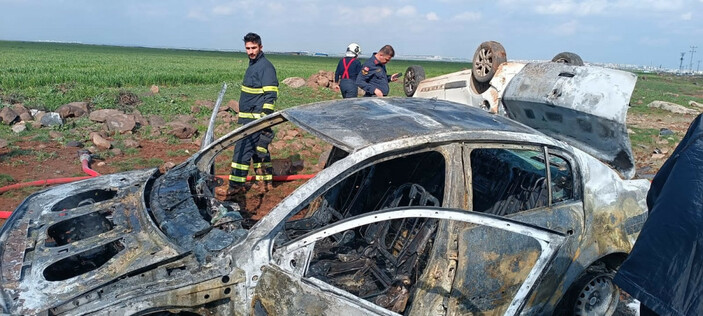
[552,20,578,35]
[267,2,284,13]
[639,36,668,47]
[535,0,607,16]
[681,12,692,20]
[397,5,417,17]
[452,11,481,21]
[426,12,439,21]
[338,6,393,24]
[186,8,208,21]
[212,5,234,16]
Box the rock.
[19,112,32,122]
[659,128,675,136]
[40,112,63,126]
[123,139,141,148]
[11,124,26,133]
[11,104,30,118]
[37,144,46,150]
[663,92,680,97]
[150,85,160,94]
[34,111,45,123]
[90,109,124,122]
[31,121,42,129]
[132,109,149,127]
[49,131,62,139]
[689,101,703,109]
[193,138,202,147]
[224,100,238,112]
[148,115,166,129]
[282,77,306,88]
[286,129,301,138]
[272,158,292,176]
[651,153,666,160]
[218,111,236,124]
[160,161,176,173]
[195,100,215,109]
[105,113,136,133]
[0,139,8,148]
[647,101,699,115]
[110,148,123,156]
[174,114,195,124]
[306,71,335,88]
[167,122,197,139]
[66,141,84,148]
[627,128,635,134]
[190,105,201,114]
[96,161,106,167]
[0,107,19,125]
[57,102,88,119]
[91,133,112,150]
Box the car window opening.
[470,148,549,216]
[276,151,446,313]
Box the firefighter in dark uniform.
[356,45,400,97]
[216,32,278,201]
[334,43,362,98]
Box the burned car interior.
[275,150,445,313]
[470,148,575,216]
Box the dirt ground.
[2,110,697,221]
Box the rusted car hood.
[501,62,638,179]
[0,169,183,315]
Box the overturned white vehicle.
[0,61,647,315]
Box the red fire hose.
[0,153,316,219]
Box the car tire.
[556,262,620,316]
[552,52,584,66]
[471,41,507,83]
[403,65,425,97]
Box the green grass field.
[0,41,465,116]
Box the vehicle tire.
[556,262,620,316]
[552,52,584,66]
[403,65,425,97]
[471,41,507,83]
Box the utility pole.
[679,52,685,72]
[698,60,701,72]
[690,46,698,72]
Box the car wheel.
[552,52,584,66]
[471,41,507,83]
[558,263,620,316]
[403,65,425,97]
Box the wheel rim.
[404,69,415,95]
[573,275,619,316]
[474,48,493,77]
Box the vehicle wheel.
[552,52,584,66]
[557,263,620,316]
[471,41,507,83]
[403,65,425,97]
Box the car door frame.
[264,207,566,316]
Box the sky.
[1,0,702,69]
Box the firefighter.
[334,43,362,98]
[216,32,278,201]
[356,45,400,97]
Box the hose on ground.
[0,153,316,219]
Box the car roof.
[281,97,546,152]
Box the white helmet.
[346,43,361,57]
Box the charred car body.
[1,50,648,315]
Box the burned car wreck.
[0,94,649,315]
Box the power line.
[689,46,698,72]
